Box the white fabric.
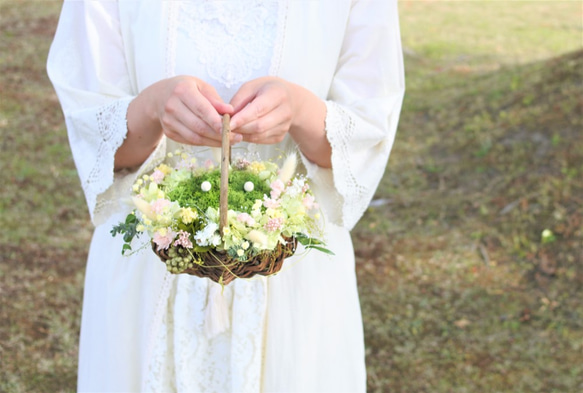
[47,1,405,392]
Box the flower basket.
[112,115,330,285]
[152,235,297,285]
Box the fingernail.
[234,134,243,143]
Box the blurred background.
[1,1,581,392]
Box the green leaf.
[294,233,334,255]
[122,243,132,255]
[304,244,335,255]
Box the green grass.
[1,1,582,392]
[0,0,91,249]
[356,2,583,391]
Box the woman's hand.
[155,76,236,146]
[229,77,295,145]
[116,76,238,170]
[230,77,331,168]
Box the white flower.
[244,181,255,192]
[194,222,220,246]
[201,181,212,192]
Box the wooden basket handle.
[219,114,231,236]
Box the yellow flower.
[157,164,172,175]
[252,200,263,211]
[266,208,282,218]
[249,162,266,174]
[180,208,198,224]
[237,249,245,257]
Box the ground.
[0,1,581,392]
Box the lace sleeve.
[301,0,405,231]
[47,1,160,225]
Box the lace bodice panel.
[171,1,281,101]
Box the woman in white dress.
[48,1,404,392]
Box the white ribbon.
[204,282,230,338]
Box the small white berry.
[201,181,212,192]
[244,181,255,192]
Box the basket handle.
[219,114,231,236]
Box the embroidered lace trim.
[89,97,132,223]
[325,101,370,230]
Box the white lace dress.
[47,1,405,392]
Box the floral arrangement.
[111,150,331,279]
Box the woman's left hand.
[230,76,331,168]
[229,77,296,144]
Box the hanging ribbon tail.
[204,282,230,338]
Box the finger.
[199,83,234,115]
[164,115,242,146]
[173,82,225,134]
[162,98,221,138]
[233,105,290,137]
[162,111,225,148]
[230,92,283,131]
[163,123,222,147]
[229,79,261,113]
[172,109,242,145]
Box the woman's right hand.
[155,76,238,146]
[116,76,238,170]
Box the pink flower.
[151,169,165,184]
[302,194,318,210]
[237,213,256,226]
[263,197,280,209]
[204,159,215,169]
[235,158,250,170]
[173,230,193,249]
[151,198,171,215]
[265,217,284,232]
[270,179,285,199]
[153,228,177,251]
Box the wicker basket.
[152,114,298,285]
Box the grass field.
[1,1,582,392]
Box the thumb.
[199,83,234,115]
